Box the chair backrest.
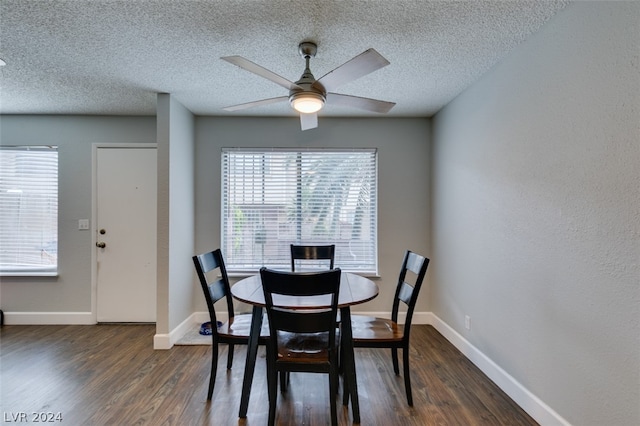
[260,267,341,342]
[391,251,430,333]
[193,249,234,329]
[290,244,335,272]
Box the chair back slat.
[397,281,414,306]
[270,308,335,334]
[405,251,426,275]
[208,279,227,304]
[263,268,340,297]
[198,250,221,273]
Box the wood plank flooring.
[0,324,537,425]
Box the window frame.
[221,147,378,275]
[0,145,59,276]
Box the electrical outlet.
[465,315,471,330]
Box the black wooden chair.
[192,249,269,400]
[288,243,338,386]
[260,267,342,426]
[290,244,335,271]
[350,250,430,406]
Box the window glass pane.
[222,148,377,274]
[0,146,58,274]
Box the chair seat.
[218,313,270,340]
[350,315,404,343]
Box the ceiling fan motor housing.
[289,42,326,112]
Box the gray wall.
[431,2,639,425]
[0,116,156,314]
[193,116,431,314]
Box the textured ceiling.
[0,0,569,118]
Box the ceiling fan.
[221,42,396,131]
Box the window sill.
[0,270,58,277]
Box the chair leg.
[208,341,219,400]
[391,347,400,375]
[266,348,278,426]
[227,343,234,369]
[341,344,358,415]
[341,347,350,406]
[329,365,339,426]
[280,371,288,392]
[268,370,278,426]
[342,368,349,406]
[338,331,344,374]
[402,346,413,406]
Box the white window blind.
[0,146,58,275]
[222,148,377,274]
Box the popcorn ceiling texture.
[0,0,568,116]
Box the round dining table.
[231,271,378,423]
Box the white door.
[95,146,157,322]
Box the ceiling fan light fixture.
[290,92,325,113]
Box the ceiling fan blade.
[221,56,302,91]
[314,48,390,92]
[326,93,396,114]
[300,112,318,131]
[222,96,288,111]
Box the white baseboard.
[154,314,197,350]
[428,314,570,426]
[351,311,431,324]
[154,311,228,350]
[2,311,95,325]
[153,333,172,350]
[347,311,569,425]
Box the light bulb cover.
[290,92,325,113]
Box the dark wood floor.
[0,324,537,425]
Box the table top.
[231,271,378,309]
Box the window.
[222,148,377,274]
[0,146,58,275]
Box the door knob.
[96,242,106,248]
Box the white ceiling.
[0,0,569,118]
